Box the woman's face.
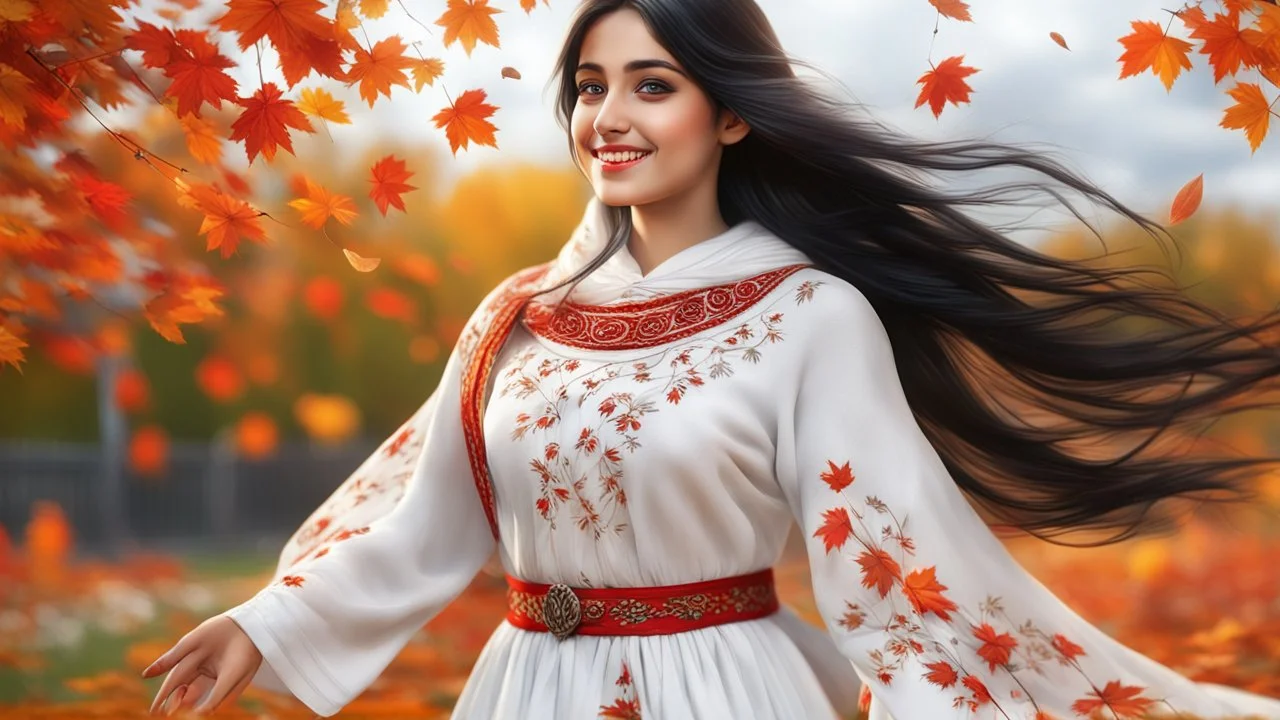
[570,8,749,208]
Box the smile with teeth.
[598,150,652,164]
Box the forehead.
[577,8,676,69]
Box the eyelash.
[577,80,671,97]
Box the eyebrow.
[575,59,688,78]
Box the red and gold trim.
[521,263,813,351]
[460,263,555,540]
[505,568,780,637]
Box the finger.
[194,661,255,716]
[149,652,203,716]
[163,685,186,717]
[179,675,215,710]
[142,633,193,678]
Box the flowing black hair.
[534,0,1280,545]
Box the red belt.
[505,568,779,639]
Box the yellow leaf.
[0,325,28,373]
[180,114,222,164]
[0,63,31,129]
[361,0,389,19]
[411,58,444,91]
[297,86,351,124]
[336,0,359,31]
[289,177,358,229]
[344,247,382,272]
[0,0,34,22]
[1220,82,1271,151]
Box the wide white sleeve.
[774,277,1280,720]
[219,307,497,717]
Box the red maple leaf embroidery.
[820,459,855,492]
[972,622,1018,671]
[386,428,413,456]
[856,548,902,598]
[1052,632,1085,661]
[812,507,853,553]
[281,575,305,587]
[900,566,959,621]
[962,675,992,705]
[1071,680,1155,718]
[922,660,959,689]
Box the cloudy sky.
[192,0,1277,233]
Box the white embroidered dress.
[222,198,1280,720]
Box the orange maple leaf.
[1191,10,1262,82]
[124,21,179,68]
[435,0,501,56]
[812,507,853,554]
[0,325,28,373]
[1118,20,1194,91]
[411,57,445,92]
[900,566,958,621]
[432,88,498,154]
[216,0,333,51]
[1070,681,1156,719]
[73,174,131,229]
[922,660,959,689]
[188,184,268,258]
[819,459,854,492]
[1220,81,1273,151]
[972,623,1018,671]
[347,35,414,107]
[368,154,417,215]
[229,82,315,163]
[289,176,358,229]
[520,0,549,13]
[180,114,223,164]
[856,548,902,597]
[914,55,978,118]
[143,280,225,344]
[928,0,972,22]
[361,0,390,19]
[166,30,239,117]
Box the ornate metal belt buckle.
[543,583,582,640]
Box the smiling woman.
[141,1,1280,719]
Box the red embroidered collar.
[521,263,813,351]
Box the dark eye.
[638,80,670,94]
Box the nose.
[592,89,629,136]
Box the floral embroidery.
[598,661,642,719]
[500,283,816,539]
[812,455,1174,717]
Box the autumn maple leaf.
[914,55,978,118]
[520,0,549,13]
[73,174,131,229]
[296,87,350,124]
[144,280,226,343]
[180,114,223,164]
[812,507,853,554]
[1118,20,1194,91]
[1220,82,1272,151]
[166,30,239,117]
[900,566,958,621]
[1070,681,1156,719]
[411,57,445,92]
[361,0,390,18]
[368,154,417,215]
[0,325,28,372]
[436,0,502,56]
[229,82,315,163]
[922,660,959,689]
[216,0,332,51]
[347,35,414,107]
[124,21,179,68]
[1190,10,1262,82]
[928,0,972,22]
[187,184,267,258]
[289,176,358,229]
[432,88,498,154]
[972,623,1018,671]
[856,548,902,597]
[820,459,855,492]
[0,64,31,130]
[1051,633,1085,662]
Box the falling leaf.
[1169,173,1204,225]
[411,58,445,91]
[1118,20,1194,91]
[928,0,972,22]
[289,177,358,228]
[344,247,382,272]
[0,325,27,373]
[501,66,521,80]
[914,55,979,118]
[435,0,501,56]
[432,87,498,154]
[1220,81,1272,151]
[229,82,316,163]
[180,114,223,164]
[166,30,239,117]
[297,86,351,124]
[346,35,415,107]
[368,154,417,215]
[1049,31,1070,50]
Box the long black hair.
[534,0,1280,545]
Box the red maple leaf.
[819,459,855,492]
[1052,632,1085,661]
[900,566,959,621]
[1071,681,1156,719]
[432,87,498,154]
[972,622,1018,671]
[124,21,179,68]
[914,55,979,118]
[347,35,415,107]
[922,660,959,689]
[229,82,316,163]
[856,548,902,598]
[812,507,853,554]
[166,30,239,117]
[216,0,333,51]
[368,154,418,215]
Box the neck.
[625,183,729,278]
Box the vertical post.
[95,353,128,560]
[207,426,237,552]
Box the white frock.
[222,198,1280,720]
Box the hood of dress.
[539,197,812,307]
